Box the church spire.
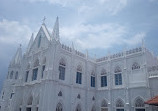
[10,44,22,66]
[26,33,34,53]
[52,16,59,41]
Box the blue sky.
[0,0,158,91]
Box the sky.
[0,0,158,91]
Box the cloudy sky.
[0,0,158,91]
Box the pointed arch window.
[41,57,46,79]
[56,103,63,111]
[101,69,107,87]
[132,62,140,70]
[77,94,81,99]
[101,100,108,111]
[114,66,122,86]
[135,98,145,111]
[59,58,66,80]
[91,71,95,87]
[32,59,39,81]
[76,65,82,84]
[10,71,14,79]
[15,71,18,79]
[58,91,62,97]
[116,99,124,111]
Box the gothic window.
[32,68,38,81]
[2,92,4,99]
[10,71,14,79]
[114,66,122,86]
[41,65,45,78]
[77,94,81,99]
[15,71,18,79]
[135,97,145,111]
[101,100,108,111]
[41,57,46,78]
[58,91,62,97]
[91,105,96,111]
[116,99,124,111]
[56,103,63,111]
[92,96,95,101]
[25,71,29,82]
[101,69,107,87]
[132,62,140,70]
[38,35,41,48]
[115,73,122,85]
[76,104,81,111]
[76,65,82,84]
[59,58,66,80]
[91,71,95,87]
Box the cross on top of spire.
[42,16,46,24]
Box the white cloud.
[20,0,128,16]
[0,19,32,46]
[60,23,146,50]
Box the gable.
[28,24,51,54]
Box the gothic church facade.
[1,17,158,111]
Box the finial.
[42,16,46,24]
[142,38,145,48]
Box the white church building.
[1,17,158,111]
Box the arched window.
[15,71,18,79]
[76,104,81,111]
[56,103,63,111]
[77,94,81,99]
[135,97,145,111]
[76,65,82,84]
[91,105,96,111]
[59,58,66,80]
[101,100,108,111]
[41,57,46,79]
[116,99,124,111]
[114,66,122,85]
[32,59,39,81]
[10,71,14,79]
[132,62,140,70]
[58,91,62,97]
[91,71,95,87]
[101,69,107,87]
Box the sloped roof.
[145,95,158,106]
[10,45,22,66]
[41,23,52,41]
